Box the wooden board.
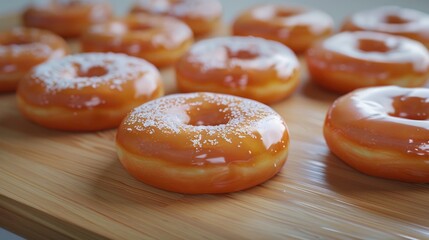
[1,14,429,240]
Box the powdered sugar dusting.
[124,92,286,150]
[32,53,159,92]
[0,28,64,58]
[186,37,299,78]
[0,43,52,58]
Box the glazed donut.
[23,0,112,38]
[232,4,334,53]
[175,37,300,104]
[130,0,222,36]
[116,92,290,194]
[324,86,429,183]
[0,27,68,92]
[306,31,429,93]
[17,53,163,131]
[342,6,429,49]
[81,14,193,67]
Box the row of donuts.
[3,2,429,96]
[1,1,429,193]
[14,50,429,193]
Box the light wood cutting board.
[1,13,429,240]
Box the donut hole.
[389,96,429,120]
[275,9,300,18]
[77,65,108,78]
[383,14,411,25]
[358,38,391,53]
[187,104,232,126]
[226,47,259,60]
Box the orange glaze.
[116,92,290,193]
[232,4,334,54]
[80,14,193,67]
[324,86,429,183]
[306,31,429,93]
[0,27,68,92]
[130,0,222,36]
[175,37,300,104]
[23,0,112,38]
[17,53,163,131]
[342,6,429,49]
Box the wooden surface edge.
[0,195,107,240]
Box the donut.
[324,86,429,183]
[23,0,112,38]
[0,27,68,92]
[130,0,222,36]
[175,37,300,104]
[341,6,429,49]
[81,14,193,67]
[232,4,334,53]
[17,53,163,131]
[306,31,429,93]
[116,92,290,193]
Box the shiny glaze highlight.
[324,86,429,182]
[17,53,163,131]
[342,6,429,48]
[116,92,290,193]
[306,31,429,93]
[130,0,222,36]
[175,37,300,104]
[232,4,334,53]
[0,27,68,92]
[23,0,112,38]
[81,14,193,67]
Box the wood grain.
[1,14,429,240]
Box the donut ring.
[232,4,334,53]
[23,0,112,38]
[130,0,222,36]
[324,86,429,183]
[116,92,290,194]
[306,31,429,93]
[0,27,68,92]
[17,53,163,131]
[342,6,429,49]
[81,14,193,67]
[175,37,300,104]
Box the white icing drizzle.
[124,92,286,150]
[134,0,222,18]
[32,53,159,92]
[186,36,299,78]
[351,6,429,33]
[323,31,429,72]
